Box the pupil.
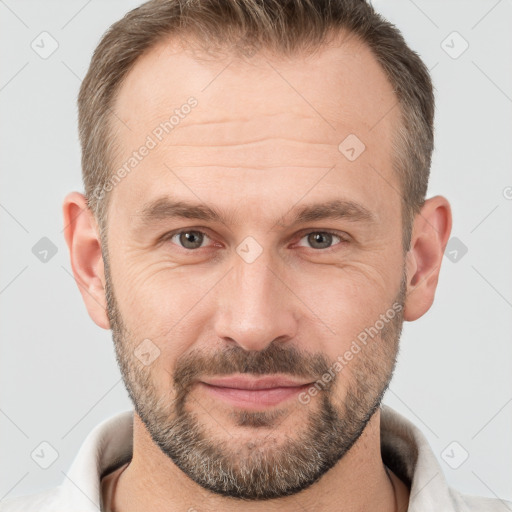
[309,232,331,249]
[181,231,202,249]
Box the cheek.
[110,255,223,348]
[297,260,393,326]
[290,260,401,380]
[109,238,400,360]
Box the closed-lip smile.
[198,375,313,409]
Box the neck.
[114,408,408,511]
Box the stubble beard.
[104,253,406,500]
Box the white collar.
[2,404,509,511]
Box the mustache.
[171,342,333,398]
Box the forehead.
[113,32,398,132]
[107,32,401,223]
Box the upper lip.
[200,375,312,390]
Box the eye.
[168,230,211,250]
[162,229,348,252]
[296,231,347,250]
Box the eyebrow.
[135,197,377,229]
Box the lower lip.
[199,382,311,409]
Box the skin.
[63,31,452,512]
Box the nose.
[212,251,299,352]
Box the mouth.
[198,375,313,409]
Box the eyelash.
[161,228,349,252]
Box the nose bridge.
[213,248,298,351]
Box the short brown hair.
[78,0,434,252]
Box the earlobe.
[62,192,110,330]
[403,195,452,322]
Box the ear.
[403,195,452,322]
[62,192,110,329]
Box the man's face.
[103,33,407,499]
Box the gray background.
[1,0,511,504]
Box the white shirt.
[1,404,510,511]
